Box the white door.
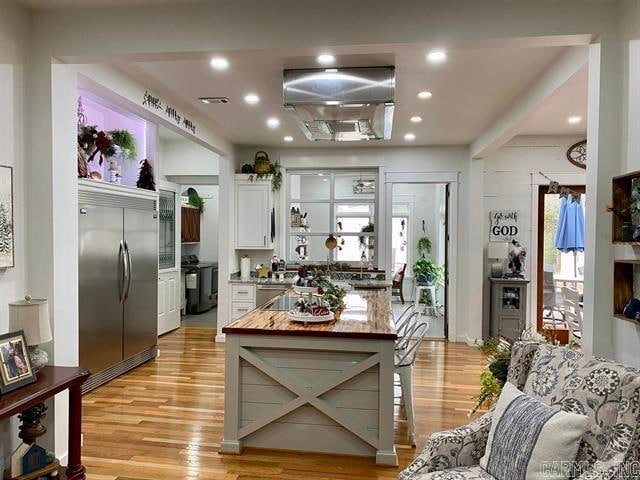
[158,271,180,335]
[236,183,271,249]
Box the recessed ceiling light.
[567,116,582,125]
[325,100,340,106]
[325,68,338,73]
[267,117,280,129]
[410,116,423,123]
[209,56,229,71]
[317,54,335,65]
[417,91,433,99]
[427,50,447,63]
[244,93,260,105]
[283,135,293,142]
[404,133,416,141]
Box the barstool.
[395,321,429,446]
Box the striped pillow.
[480,382,589,480]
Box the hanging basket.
[253,150,271,174]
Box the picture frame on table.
[0,164,15,269]
[0,331,36,394]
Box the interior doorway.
[388,181,450,339]
[537,185,586,343]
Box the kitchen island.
[220,289,398,465]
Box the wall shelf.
[612,170,640,242]
[613,260,640,324]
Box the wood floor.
[82,327,486,480]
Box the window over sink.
[286,170,378,266]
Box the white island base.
[220,332,398,465]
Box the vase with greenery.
[109,129,137,161]
[412,258,444,286]
[253,161,283,192]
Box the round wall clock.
[566,140,587,169]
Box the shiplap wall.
[481,136,587,337]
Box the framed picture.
[0,331,36,394]
[0,165,14,269]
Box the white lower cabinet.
[229,283,256,321]
[159,270,180,335]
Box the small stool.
[414,284,436,315]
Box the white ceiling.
[518,65,588,135]
[117,43,587,148]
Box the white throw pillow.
[480,382,589,480]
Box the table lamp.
[487,242,509,278]
[9,295,52,372]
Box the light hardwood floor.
[82,327,486,480]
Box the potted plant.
[318,279,347,320]
[412,258,444,286]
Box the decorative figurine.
[505,239,527,279]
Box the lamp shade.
[9,296,52,345]
[487,242,509,259]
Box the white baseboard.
[215,333,226,343]
[456,334,483,347]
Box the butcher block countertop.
[222,290,397,340]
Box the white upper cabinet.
[235,178,274,249]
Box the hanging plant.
[417,236,432,256]
[108,129,137,161]
[359,222,375,249]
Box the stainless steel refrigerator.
[79,190,158,393]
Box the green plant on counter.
[254,162,283,192]
[417,235,432,256]
[188,194,205,211]
[317,279,347,309]
[109,129,137,161]
[412,258,444,287]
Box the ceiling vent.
[283,66,395,142]
[199,97,230,104]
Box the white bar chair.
[395,321,429,447]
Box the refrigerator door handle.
[119,240,128,303]
[124,241,132,301]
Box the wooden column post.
[66,385,86,480]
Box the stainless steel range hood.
[283,66,395,142]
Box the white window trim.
[286,169,379,266]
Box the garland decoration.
[538,171,582,204]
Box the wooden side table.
[0,366,91,480]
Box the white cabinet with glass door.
[235,177,274,249]
[158,183,181,335]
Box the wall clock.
[566,140,587,169]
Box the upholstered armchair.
[398,342,640,480]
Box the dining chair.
[561,286,583,340]
[542,266,565,328]
[392,263,407,304]
[395,321,429,447]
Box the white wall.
[180,185,219,263]
[160,137,220,180]
[233,145,473,341]
[0,0,29,465]
[481,135,587,336]
[612,0,640,366]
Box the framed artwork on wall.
[0,165,14,269]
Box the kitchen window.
[287,171,378,265]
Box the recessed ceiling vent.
[283,66,395,142]
[199,97,230,104]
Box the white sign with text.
[489,210,521,241]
